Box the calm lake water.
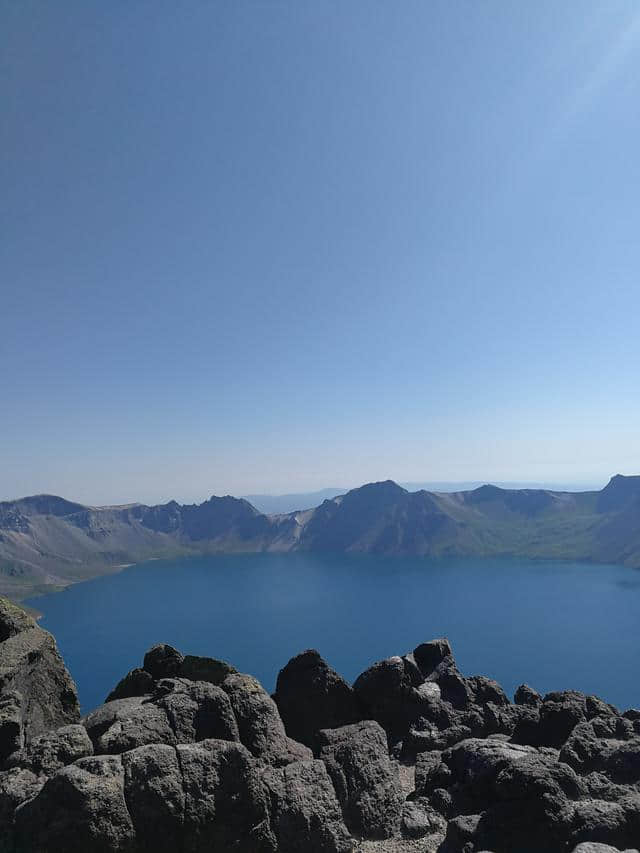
[28,553,640,713]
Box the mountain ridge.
[1,475,639,601]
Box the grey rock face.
[536,690,589,747]
[0,598,35,641]
[401,796,446,838]
[317,720,403,839]
[222,673,312,766]
[89,698,176,754]
[106,668,154,702]
[0,766,43,848]
[352,655,429,736]
[4,631,640,853]
[121,744,184,853]
[560,718,640,783]
[179,653,237,684]
[142,644,184,679]
[15,754,136,853]
[514,683,542,707]
[0,691,23,759]
[262,759,353,852]
[156,678,240,744]
[8,723,93,776]
[274,650,361,748]
[413,638,454,675]
[178,738,276,853]
[0,597,79,761]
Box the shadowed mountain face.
[0,475,639,600]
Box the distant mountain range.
[244,481,603,514]
[1,475,639,601]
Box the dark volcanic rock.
[438,737,587,851]
[5,630,640,853]
[536,690,589,747]
[156,678,240,743]
[8,723,93,776]
[179,653,237,684]
[413,638,454,676]
[414,749,451,796]
[513,689,590,748]
[0,691,23,760]
[274,650,360,748]
[401,796,446,838]
[177,738,276,853]
[222,673,312,766]
[142,644,184,679]
[0,766,42,849]
[262,759,353,852]
[0,598,34,642]
[352,655,431,736]
[514,683,542,707]
[121,744,184,853]
[85,697,176,755]
[317,720,403,838]
[106,668,154,702]
[560,719,640,783]
[15,754,136,853]
[0,597,79,761]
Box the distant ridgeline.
[1,475,639,600]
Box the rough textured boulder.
[106,651,237,703]
[274,650,360,748]
[413,638,454,675]
[560,718,640,783]
[155,677,240,744]
[179,654,237,684]
[352,638,514,755]
[262,759,353,852]
[536,690,590,747]
[401,796,446,838]
[0,766,43,849]
[8,723,93,776]
[317,720,403,838]
[106,668,154,702]
[4,631,640,853]
[514,683,542,707]
[142,644,184,679]
[0,691,23,760]
[177,739,276,852]
[0,597,79,761]
[222,673,312,766]
[84,697,176,754]
[14,754,136,853]
[120,743,184,853]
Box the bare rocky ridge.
[2,474,640,602]
[1,598,640,852]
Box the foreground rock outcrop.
[1,600,640,852]
[0,598,79,766]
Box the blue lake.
[27,553,640,713]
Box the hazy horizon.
[3,2,640,505]
[0,475,616,508]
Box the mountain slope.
[1,475,639,600]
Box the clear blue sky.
[2,1,639,504]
